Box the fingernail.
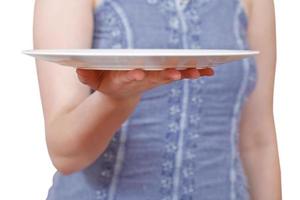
[130,70,145,81]
[203,69,214,76]
[172,72,181,80]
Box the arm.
[239,0,281,199]
[34,0,141,175]
[34,0,213,175]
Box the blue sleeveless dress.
[47,0,257,199]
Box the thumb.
[117,69,146,84]
[76,68,104,90]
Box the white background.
[0,0,299,199]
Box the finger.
[198,67,215,76]
[146,69,181,85]
[160,68,182,81]
[179,67,215,79]
[180,68,200,79]
[145,58,181,83]
[111,69,145,85]
[76,68,105,90]
[76,68,97,84]
[122,69,146,83]
[164,68,182,80]
[179,59,202,79]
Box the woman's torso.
[47,0,257,199]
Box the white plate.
[23,49,259,70]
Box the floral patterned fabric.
[47,0,257,199]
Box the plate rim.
[23,49,259,57]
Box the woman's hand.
[34,0,214,174]
[76,62,214,101]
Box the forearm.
[46,92,140,174]
[241,132,281,200]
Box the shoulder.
[243,0,275,18]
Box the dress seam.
[175,0,189,49]
[172,80,189,200]
[107,121,130,200]
[230,3,251,200]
